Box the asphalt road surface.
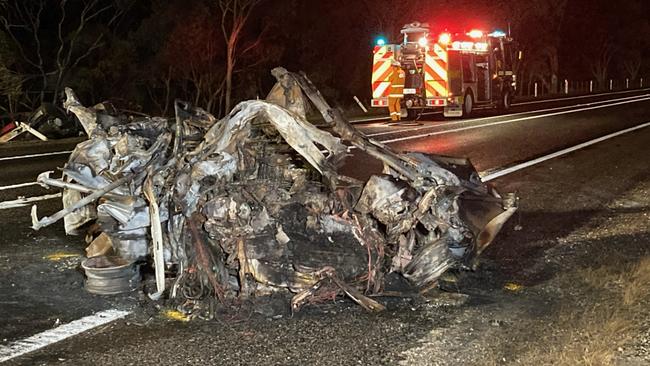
[1,90,649,365]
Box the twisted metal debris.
[32,68,517,315]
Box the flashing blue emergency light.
[489,30,507,38]
[376,37,387,46]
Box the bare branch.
[55,0,68,71]
[0,17,40,69]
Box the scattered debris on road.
[0,103,83,143]
[31,68,517,317]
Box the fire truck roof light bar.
[488,30,507,38]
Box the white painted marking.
[377,95,650,144]
[0,150,72,162]
[349,111,441,124]
[512,88,650,106]
[355,89,649,126]
[0,181,39,191]
[350,115,390,123]
[480,121,650,182]
[0,193,62,210]
[0,309,131,362]
[366,93,650,138]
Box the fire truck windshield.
[405,32,427,44]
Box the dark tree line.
[1,0,648,115]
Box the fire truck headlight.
[418,37,428,47]
[438,33,451,45]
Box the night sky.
[1,0,648,115]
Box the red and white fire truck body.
[372,22,517,118]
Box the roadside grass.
[517,256,650,365]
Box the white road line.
[350,115,390,123]
[352,89,649,127]
[0,193,62,210]
[349,110,441,124]
[366,93,650,138]
[512,88,650,106]
[480,121,650,182]
[0,150,72,162]
[0,181,40,191]
[377,95,650,144]
[0,309,131,362]
[0,98,648,365]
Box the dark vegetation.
[1,0,648,116]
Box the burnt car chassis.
[31,68,517,317]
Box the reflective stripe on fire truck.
[372,45,394,99]
[424,43,448,98]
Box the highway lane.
[2,89,650,362]
[353,88,650,132]
[362,93,650,138]
[2,90,650,202]
[386,97,650,172]
[338,94,650,179]
[3,119,650,365]
[4,90,642,202]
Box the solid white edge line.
[0,193,62,210]
[352,89,650,126]
[350,116,390,123]
[377,95,650,144]
[0,181,40,191]
[366,93,650,138]
[480,122,650,182]
[0,101,647,364]
[512,88,650,106]
[0,309,131,363]
[0,150,73,162]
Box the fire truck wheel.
[499,90,512,110]
[407,109,418,120]
[462,90,474,117]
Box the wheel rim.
[504,92,510,109]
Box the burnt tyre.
[462,90,473,117]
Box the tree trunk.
[225,39,235,114]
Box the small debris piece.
[44,252,80,261]
[504,282,524,292]
[162,310,190,322]
[85,233,114,258]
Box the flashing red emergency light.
[467,29,484,38]
[438,33,451,45]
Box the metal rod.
[31,173,135,230]
[37,171,124,199]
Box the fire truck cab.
[371,22,517,118]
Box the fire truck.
[371,22,517,118]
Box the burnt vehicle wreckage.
[31,68,517,317]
